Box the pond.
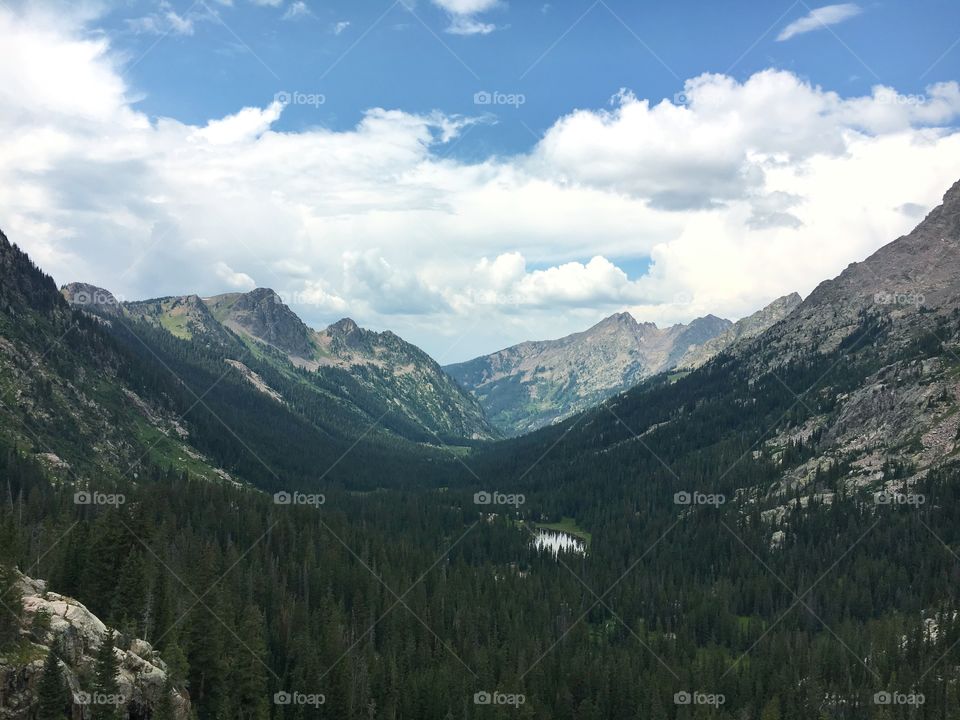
[532,528,587,556]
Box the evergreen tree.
[153,678,177,720]
[0,563,20,651]
[234,605,269,720]
[36,648,69,720]
[112,550,146,636]
[91,629,122,720]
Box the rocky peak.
[601,311,638,326]
[327,317,360,335]
[224,288,316,359]
[61,283,122,315]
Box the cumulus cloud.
[431,0,501,35]
[214,262,256,290]
[1,5,960,359]
[777,3,862,41]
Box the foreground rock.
[0,574,188,720]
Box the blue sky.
[105,0,960,156]
[2,0,960,360]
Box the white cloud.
[283,2,310,20]
[430,0,501,35]
[190,101,284,144]
[333,20,350,34]
[777,3,862,41]
[214,262,256,290]
[127,1,199,36]
[446,16,495,35]
[1,5,960,360]
[432,0,499,13]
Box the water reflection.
[532,529,586,556]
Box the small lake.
[532,528,587,556]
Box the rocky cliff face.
[60,283,123,317]
[749,179,960,367]
[445,312,734,436]
[205,289,317,361]
[729,180,960,527]
[677,293,802,369]
[0,574,188,720]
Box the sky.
[1,0,960,361]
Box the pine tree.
[0,563,20,651]
[234,605,269,720]
[112,550,146,636]
[36,648,69,720]
[153,678,176,720]
[91,629,122,720]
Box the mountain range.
[61,283,495,444]
[446,294,801,435]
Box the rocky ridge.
[677,293,802,369]
[445,313,735,435]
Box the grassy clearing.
[535,516,592,546]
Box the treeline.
[4,434,960,719]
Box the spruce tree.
[153,678,176,720]
[36,648,69,720]
[234,605,269,720]
[0,564,20,651]
[91,629,122,720]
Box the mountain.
[1,230,492,496]
[676,292,802,369]
[445,312,732,435]
[60,284,495,443]
[480,177,960,529]
[204,289,316,360]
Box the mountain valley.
[3,181,960,719]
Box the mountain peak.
[224,287,316,359]
[240,287,282,304]
[940,178,960,210]
[61,282,122,315]
[328,317,360,334]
